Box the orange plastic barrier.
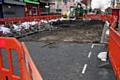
[0,37,43,80]
[108,27,120,73]
[0,18,8,24]
[21,42,43,80]
[108,25,120,80]
[0,15,65,24]
[84,14,118,25]
[0,37,22,80]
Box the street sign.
[45,2,49,8]
[46,2,48,6]
[63,0,67,5]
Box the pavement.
[24,42,116,80]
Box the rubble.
[18,19,104,43]
[0,17,70,38]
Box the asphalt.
[1,42,115,80]
[24,42,116,80]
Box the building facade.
[49,0,91,14]
[24,0,40,16]
[115,0,120,8]
[40,0,50,15]
[1,0,41,18]
[82,0,91,7]
[0,0,91,18]
[2,0,26,18]
[0,0,2,18]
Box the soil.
[18,20,105,43]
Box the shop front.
[0,0,2,18]
[24,0,40,17]
[2,0,26,18]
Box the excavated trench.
[18,20,105,43]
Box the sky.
[91,0,112,11]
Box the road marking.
[93,44,105,46]
[88,52,91,58]
[82,64,87,74]
[91,44,94,48]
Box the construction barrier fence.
[0,15,66,24]
[84,14,118,26]
[0,14,66,38]
[84,14,120,80]
[0,37,43,80]
[108,22,120,80]
[21,42,43,80]
[0,14,120,80]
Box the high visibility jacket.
[66,11,70,20]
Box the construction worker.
[66,10,70,20]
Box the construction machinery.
[75,3,84,19]
[69,3,85,19]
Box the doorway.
[0,5,3,18]
[24,5,40,17]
